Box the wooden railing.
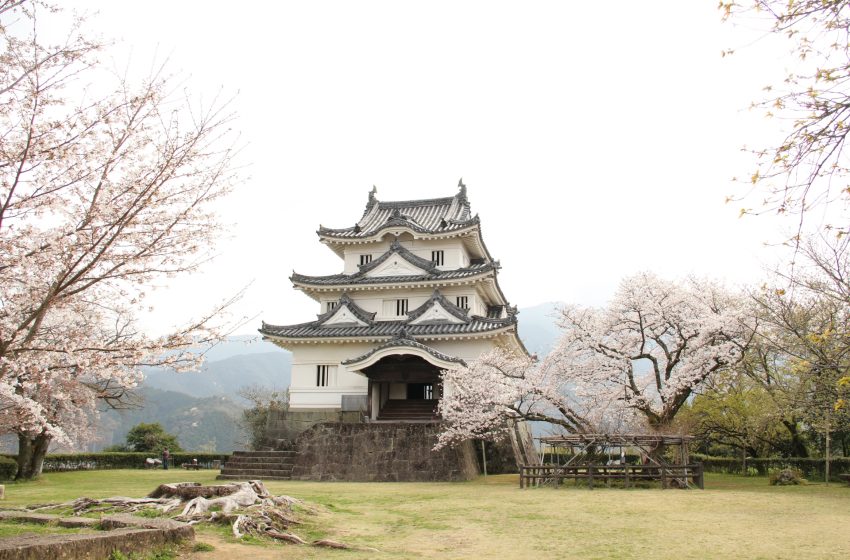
[519,463,704,489]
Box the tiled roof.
[360,239,438,274]
[318,182,477,239]
[291,261,497,287]
[341,333,467,367]
[406,290,471,323]
[314,293,375,326]
[259,315,517,340]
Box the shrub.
[0,456,17,480]
[769,467,806,486]
[125,423,183,453]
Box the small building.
[261,182,525,434]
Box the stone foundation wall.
[264,409,362,447]
[291,423,479,481]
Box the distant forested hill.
[96,387,248,452]
[142,351,291,404]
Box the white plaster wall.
[289,343,371,409]
[339,286,481,321]
[285,334,511,409]
[342,237,472,274]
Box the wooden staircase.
[217,450,296,481]
[376,399,439,421]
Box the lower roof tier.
[260,315,517,341]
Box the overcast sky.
[67,1,796,336]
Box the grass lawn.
[0,520,94,538]
[2,470,849,559]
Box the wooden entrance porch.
[362,355,443,422]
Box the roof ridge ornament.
[457,178,468,205]
[368,185,378,207]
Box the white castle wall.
[288,336,503,410]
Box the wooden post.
[481,440,488,477]
[696,463,704,490]
[825,408,831,486]
[588,466,594,490]
[625,465,630,489]
[661,467,667,489]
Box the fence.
[519,463,704,489]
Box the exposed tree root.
[20,480,362,550]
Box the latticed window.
[456,296,469,310]
[360,254,372,266]
[396,299,408,316]
[326,301,338,312]
[431,250,444,266]
[316,365,331,387]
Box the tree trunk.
[15,432,51,480]
[781,420,808,457]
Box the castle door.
[362,354,441,421]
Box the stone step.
[224,460,295,469]
[378,410,440,416]
[220,468,294,477]
[216,474,291,481]
[226,455,296,462]
[232,450,296,457]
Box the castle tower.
[261,182,525,424]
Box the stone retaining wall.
[0,511,193,560]
[264,409,362,447]
[291,422,479,481]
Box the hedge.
[0,452,231,473]
[693,454,850,481]
[0,455,17,480]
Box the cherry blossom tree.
[438,273,752,447]
[437,348,593,448]
[0,1,240,478]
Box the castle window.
[456,296,469,310]
[316,365,332,387]
[396,299,408,316]
[431,250,444,266]
[326,300,338,312]
[360,254,372,266]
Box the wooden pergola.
[519,433,704,489]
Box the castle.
[261,182,525,435]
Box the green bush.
[0,456,17,480]
[769,467,806,485]
[693,454,850,480]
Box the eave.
[292,268,499,299]
[318,223,492,262]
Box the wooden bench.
[181,462,202,470]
